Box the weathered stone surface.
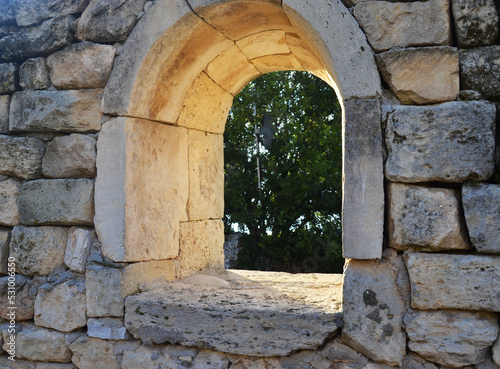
[125,270,343,356]
[10,226,68,276]
[0,135,44,179]
[34,279,86,332]
[452,0,499,48]
[388,183,469,251]
[9,89,102,133]
[405,252,500,311]
[0,178,20,226]
[404,310,499,367]
[19,57,50,90]
[0,63,18,94]
[36,364,77,369]
[2,323,72,362]
[251,53,304,74]
[121,344,202,369]
[463,183,500,254]
[0,16,74,60]
[376,47,459,105]
[0,356,36,369]
[77,0,148,42]
[385,101,496,183]
[236,30,290,60]
[0,95,10,133]
[460,46,500,100]
[18,179,94,226]
[13,0,88,27]
[493,335,500,366]
[64,227,92,273]
[0,0,15,26]
[47,42,116,89]
[87,318,129,340]
[342,99,384,259]
[230,358,283,369]
[0,275,34,320]
[43,134,97,178]
[477,350,500,369]
[341,257,406,366]
[0,229,10,274]
[352,0,451,52]
[86,266,124,317]
[194,350,229,369]
[402,353,439,369]
[69,336,119,369]
[121,259,177,297]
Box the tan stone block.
[251,53,304,74]
[178,219,224,278]
[285,33,327,79]
[377,47,459,105]
[121,260,177,297]
[236,30,290,60]
[0,178,20,226]
[205,44,261,96]
[187,130,224,220]
[177,72,234,134]
[69,336,119,369]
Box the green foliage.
[224,71,344,273]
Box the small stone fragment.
[65,227,93,273]
[69,336,119,369]
[0,275,34,320]
[87,318,130,340]
[0,95,10,133]
[0,63,19,94]
[13,0,89,27]
[0,135,45,179]
[19,58,51,90]
[452,0,499,48]
[0,178,20,226]
[460,46,500,100]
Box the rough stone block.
[121,344,200,369]
[405,252,500,311]
[42,134,97,178]
[47,42,116,89]
[13,0,89,27]
[121,259,177,297]
[18,179,94,226]
[452,0,499,48]
[342,99,384,259]
[0,229,10,274]
[0,356,36,369]
[341,257,407,366]
[2,323,72,362]
[385,101,496,183]
[0,135,44,179]
[236,30,290,60]
[493,335,500,367]
[64,227,93,273]
[460,46,500,100]
[463,183,500,254]
[0,15,74,60]
[352,0,451,52]
[9,89,102,133]
[36,364,77,369]
[0,178,20,226]
[178,219,224,278]
[0,63,18,94]
[76,0,148,42]
[376,47,459,105]
[0,275,34,320]
[87,318,130,340]
[0,94,10,133]
[251,53,304,74]
[34,279,86,332]
[402,353,439,369]
[388,183,469,251]
[9,226,68,276]
[69,336,119,369]
[0,0,15,26]
[19,58,51,90]
[404,310,499,367]
[86,266,124,318]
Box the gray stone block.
[0,63,18,94]
[64,227,93,273]
[19,58,50,90]
[452,0,499,48]
[87,318,130,340]
[0,0,15,26]
[86,266,124,318]
[13,0,89,27]
[0,135,45,179]
[0,95,10,133]
[0,275,34,320]
[460,46,500,100]
[0,229,9,274]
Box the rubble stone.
[0,63,18,94]
[493,335,500,366]
[0,178,20,226]
[64,227,93,273]
[69,336,119,369]
[13,0,89,27]
[0,0,15,26]
[452,0,499,48]
[87,318,129,340]
[0,275,34,320]
[0,229,10,274]
[460,46,500,100]
[19,58,50,90]
[0,95,10,133]
[86,266,124,317]
[0,135,45,179]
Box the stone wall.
[0,0,498,368]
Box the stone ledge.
[124,270,343,357]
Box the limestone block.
[342,99,384,259]
[388,183,469,251]
[47,42,116,89]
[42,134,97,178]
[19,58,51,90]
[405,252,500,311]
[0,356,36,369]
[0,229,10,274]
[18,179,94,226]
[87,318,130,340]
[64,227,93,273]
[352,0,451,52]
[176,72,234,134]
[69,336,119,369]
[452,0,499,48]
[34,279,86,332]
[193,350,229,369]
[404,310,499,367]
[0,275,33,320]
[10,226,68,276]
[460,46,500,100]
[237,30,290,60]
[121,259,177,297]
[0,178,20,226]
[0,135,44,179]
[0,63,19,94]
[493,336,500,366]
[376,47,459,105]
[251,53,304,74]
[385,101,496,183]
[2,323,72,362]
[205,45,262,96]
[341,258,406,366]
[0,16,74,60]
[77,0,148,42]
[121,345,184,369]
[86,266,124,317]
[178,219,224,278]
[463,183,500,254]
[0,95,10,133]
[95,118,188,262]
[13,0,88,27]
[9,90,102,133]
[187,129,224,221]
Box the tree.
[224,71,344,273]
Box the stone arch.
[95,0,385,266]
